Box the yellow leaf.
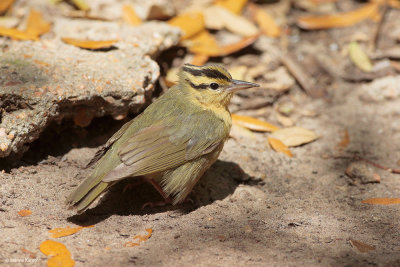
[232,114,280,132]
[49,225,94,238]
[215,0,248,14]
[124,228,153,247]
[348,41,373,72]
[219,34,259,56]
[40,240,71,257]
[249,4,281,38]
[187,30,221,56]
[361,198,400,205]
[168,12,205,40]
[0,0,14,14]
[268,137,293,157]
[25,9,51,37]
[191,54,209,66]
[61,37,118,49]
[71,0,89,11]
[17,209,32,216]
[229,124,256,140]
[349,240,375,253]
[122,5,141,26]
[270,127,318,147]
[47,254,75,267]
[0,26,38,41]
[296,2,380,30]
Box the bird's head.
[178,64,259,109]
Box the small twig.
[329,154,400,174]
[371,1,388,51]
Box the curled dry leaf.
[168,12,205,40]
[361,198,400,205]
[349,240,375,253]
[267,137,293,157]
[348,41,373,72]
[270,127,318,147]
[49,225,94,238]
[215,0,248,14]
[122,5,142,26]
[25,9,51,37]
[124,228,153,247]
[248,3,281,38]
[61,37,118,49]
[219,34,260,56]
[17,209,32,217]
[232,114,280,132]
[297,2,380,30]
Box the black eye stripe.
[185,79,208,90]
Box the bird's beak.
[227,79,260,93]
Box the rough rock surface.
[0,21,180,158]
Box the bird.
[65,63,259,213]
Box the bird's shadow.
[67,160,257,226]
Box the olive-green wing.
[102,111,227,182]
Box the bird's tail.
[65,171,111,214]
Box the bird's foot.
[142,197,173,209]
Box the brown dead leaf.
[0,26,38,41]
[122,5,142,26]
[232,114,280,132]
[297,2,380,30]
[268,137,293,157]
[18,209,32,217]
[337,129,350,150]
[248,3,281,38]
[388,0,400,8]
[349,240,375,253]
[49,225,94,238]
[25,9,51,37]
[349,41,373,72]
[61,37,118,49]
[0,0,14,15]
[270,127,318,147]
[187,30,221,56]
[215,0,248,14]
[191,54,209,66]
[168,12,205,40]
[361,198,400,205]
[219,34,260,56]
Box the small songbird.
[66,64,259,213]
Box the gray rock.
[0,21,180,158]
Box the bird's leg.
[141,178,173,208]
[122,177,146,193]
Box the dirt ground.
[2,1,400,267]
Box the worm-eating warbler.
[66,64,259,213]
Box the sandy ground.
[1,76,400,266]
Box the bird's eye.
[210,83,219,90]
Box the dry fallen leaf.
[0,0,15,15]
[71,0,89,11]
[268,137,293,157]
[61,37,118,49]
[361,198,400,205]
[191,54,209,66]
[40,240,74,267]
[18,209,32,216]
[270,127,318,147]
[186,30,221,56]
[122,5,142,26]
[248,4,281,38]
[204,6,258,37]
[229,124,256,140]
[49,225,94,238]
[297,2,380,30]
[349,240,375,253]
[219,34,260,56]
[232,114,280,132]
[0,26,38,41]
[168,12,205,40]
[215,0,248,14]
[25,9,51,37]
[349,41,373,72]
[124,228,153,247]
